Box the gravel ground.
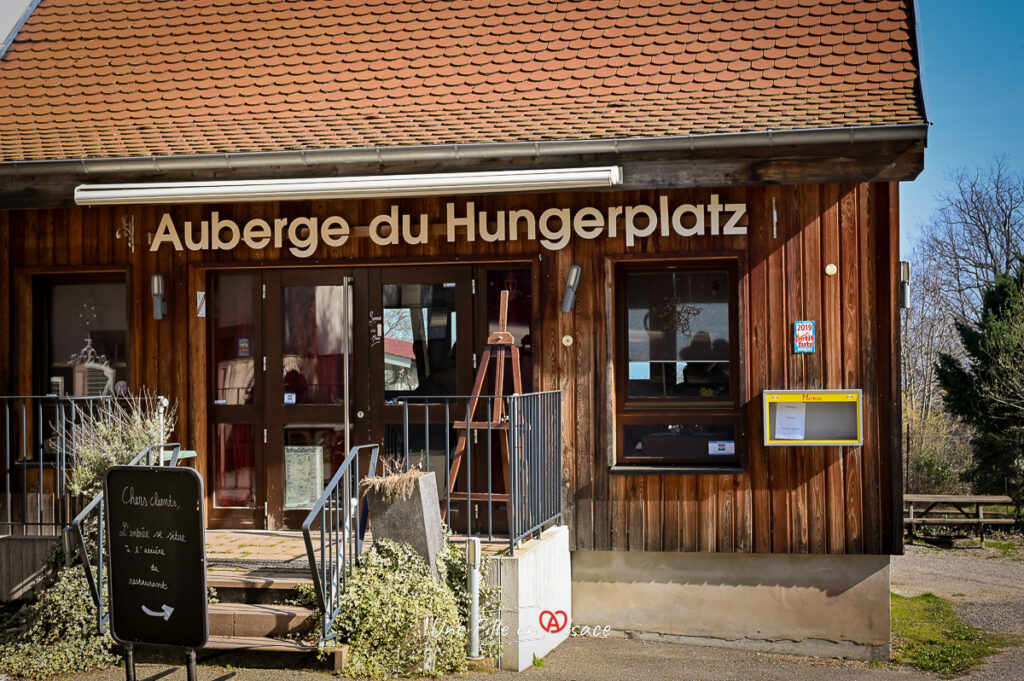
[891,542,1024,633]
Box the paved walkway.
[205,529,508,573]
[206,530,310,572]
[64,638,933,681]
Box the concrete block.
[367,473,444,578]
[491,526,572,671]
[0,535,58,601]
[571,551,891,661]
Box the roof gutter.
[0,124,929,180]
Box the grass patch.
[891,593,1005,678]
[984,540,1018,557]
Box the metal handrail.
[397,391,562,553]
[71,442,181,634]
[301,443,380,647]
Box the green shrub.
[0,565,118,679]
[337,540,466,678]
[911,450,962,495]
[69,392,176,497]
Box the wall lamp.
[73,167,624,206]
[151,274,167,320]
[900,260,911,309]
[561,264,582,313]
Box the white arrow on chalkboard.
[141,604,174,621]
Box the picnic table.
[904,494,1016,541]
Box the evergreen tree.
[936,262,1024,503]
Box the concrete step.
[209,602,316,638]
[201,636,346,672]
[207,570,314,604]
[205,635,320,653]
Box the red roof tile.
[0,0,924,163]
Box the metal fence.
[302,443,379,646]
[397,391,562,553]
[1,395,115,535]
[1,395,171,536]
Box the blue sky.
[900,1,1024,256]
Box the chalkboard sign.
[104,466,208,649]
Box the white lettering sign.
[150,195,747,258]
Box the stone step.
[209,602,316,638]
[207,570,314,605]
[201,635,347,672]
[205,635,320,653]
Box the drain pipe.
[467,537,483,660]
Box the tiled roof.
[0,0,924,163]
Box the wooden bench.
[904,494,1016,541]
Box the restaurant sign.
[150,194,747,258]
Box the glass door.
[373,266,474,469]
[264,270,362,529]
[208,273,264,528]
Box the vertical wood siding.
[0,182,901,554]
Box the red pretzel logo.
[539,610,568,633]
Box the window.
[382,282,459,399]
[615,261,742,467]
[36,276,129,396]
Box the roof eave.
[0,124,929,179]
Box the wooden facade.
[0,181,902,555]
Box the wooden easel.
[443,290,522,518]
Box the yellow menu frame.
[762,390,863,446]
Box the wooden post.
[907,502,914,543]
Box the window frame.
[32,272,132,396]
[613,258,745,470]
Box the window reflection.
[213,275,254,405]
[625,271,731,399]
[282,285,350,405]
[46,282,128,396]
[486,269,533,392]
[383,283,458,398]
[214,423,255,507]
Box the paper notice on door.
[775,402,806,440]
[285,446,323,509]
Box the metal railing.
[507,391,562,547]
[72,442,181,634]
[302,443,380,647]
[397,391,562,553]
[1,395,116,535]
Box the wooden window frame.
[612,258,745,471]
[31,271,132,397]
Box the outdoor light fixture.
[73,167,624,206]
[561,264,582,313]
[900,260,911,309]
[151,273,167,320]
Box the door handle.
[356,410,365,419]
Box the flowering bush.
[69,392,175,497]
[337,540,466,678]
